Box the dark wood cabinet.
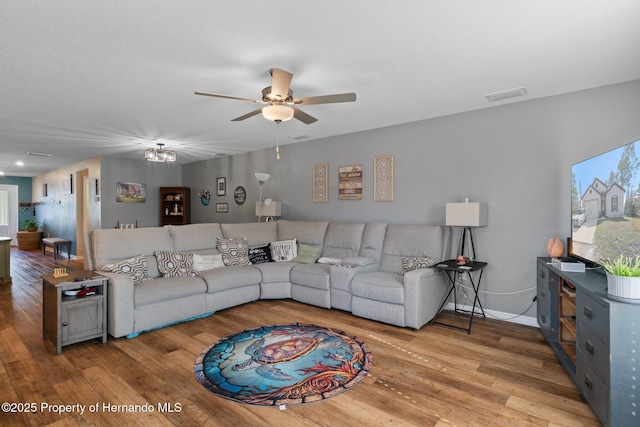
[160,187,191,226]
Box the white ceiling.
[1,1,639,177]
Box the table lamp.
[445,200,488,260]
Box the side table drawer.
[576,359,607,425]
[576,289,609,344]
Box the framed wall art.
[234,186,246,205]
[374,155,394,202]
[116,182,146,203]
[216,203,229,213]
[217,177,226,196]
[62,174,73,195]
[338,165,362,200]
[313,163,329,203]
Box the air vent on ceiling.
[288,134,312,141]
[484,87,528,102]
[27,151,52,157]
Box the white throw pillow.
[192,254,225,271]
[270,239,298,262]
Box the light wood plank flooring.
[0,248,599,426]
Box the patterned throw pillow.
[398,256,439,276]
[97,255,153,284]
[192,254,225,271]
[154,251,199,278]
[248,245,273,264]
[216,237,251,266]
[270,239,297,262]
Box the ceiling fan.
[195,68,356,124]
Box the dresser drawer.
[577,324,609,383]
[576,289,609,344]
[576,360,607,425]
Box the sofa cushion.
[169,223,224,251]
[92,227,175,267]
[271,239,297,261]
[199,265,262,293]
[134,276,207,307]
[290,264,331,290]
[320,222,365,258]
[154,251,199,278]
[97,255,153,284]
[248,245,272,264]
[252,261,295,283]
[351,272,404,304]
[192,253,225,271]
[379,225,446,274]
[293,243,320,264]
[399,256,439,275]
[216,237,251,266]
[277,220,328,251]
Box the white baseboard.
[444,302,538,328]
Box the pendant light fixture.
[144,143,177,163]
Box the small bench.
[42,238,71,260]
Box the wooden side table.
[430,259,487,334]
[42,270,107,354]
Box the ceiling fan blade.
[269,68,293,100]
[231,108,263,121]
[293,108,318,124]
[292,93,356,106]
[194,91,262,103]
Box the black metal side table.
[430,259,487,334]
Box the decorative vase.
[606,272,640,304]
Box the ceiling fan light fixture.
[144,143,177,162]
[262,105,294,122]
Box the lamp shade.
[445,202,488,227]
[254,173,270,183]
[256,201,281,217]
[262,105,294,122]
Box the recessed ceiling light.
[0,171,4,176]
[484,87,528,102]
[15,161,24,166]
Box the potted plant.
[22,219,39,232]
[602,255,640,303]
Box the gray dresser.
[537,258,639,426]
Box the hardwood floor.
[1,248,599,426]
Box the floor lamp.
[445,201,488,260]
[254,173,270,222]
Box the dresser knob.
[62,322,68,327]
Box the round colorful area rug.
[194,323,372,406]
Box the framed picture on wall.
[116,182,146,203]
[216,203,228,213]
[313,163,329,203]
[62,174,73,195]
[373,155,394,202]
[217,177,226,196]
[338,165,363,200]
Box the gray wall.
[183,79,640,320]
[100,157,182,228]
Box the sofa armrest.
[403,268,449,329]
[98,272,135,338]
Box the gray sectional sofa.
[85,220,452,338]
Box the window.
[611,195,619,212]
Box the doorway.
[75,169,89,260]
[0,185,19,244]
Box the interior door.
[0,185,19,244]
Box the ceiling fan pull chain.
[276,120,281,160]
